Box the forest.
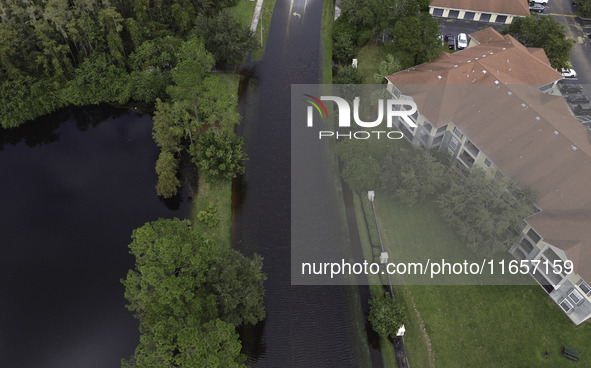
[0,0,252,127]
[0,0,254,195]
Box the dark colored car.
[529,3,545,12]
[574,103,591,114]
[444,33,456,50]
[567,94,590,103]
[559,83,583,94]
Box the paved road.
[548,0,591,94]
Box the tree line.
[121,218,266,367]
[0,0,252,128]
[335,139,536,257]
[0,0,253,196]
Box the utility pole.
[260,8,263,48]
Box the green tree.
[121,218,266,367]
[190,129,248,183]
[333,31,356,65]
[66,52,129,105]
[193,9,255,66]
[122,219,217,328]
[368,296,404,339]
[575,0,591,17]
[334,65,363,84]
[437,170,536,256]
[341,155,381,192]
[166,36,215,108]
[379,145,448,206]
[206,250,266,326]
[122,317,247,368]
[501,16,574,69]
[155,151,181,198]
[392,13,441,65]
[373,54,402,83]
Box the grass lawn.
[374,194,591,367]
[230,0,256,27]
[351,192,400,368]
[230,0,276,60]
[356,44,388,84]
[191,177,232,248]
[190,72,239,249]
[321,0,334,84]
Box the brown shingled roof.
[470,27,507,45]
[386,28,591,281]
[430,0,530,17]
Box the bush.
[197,204,220,227]
[368,296,404,339]
[334,65,363,84]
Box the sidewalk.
[250,0,265,33]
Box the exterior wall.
[429,6,521,24]
[509,226,591,325]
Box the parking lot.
[436,13,591,130]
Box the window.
[463,11,475,20]
[559,298,574,313]
[432,8,444,17]
[411,110,419,121]
[495,15,507,24]
[479,13,491,22]
[484,158,492,167]
[390,85,401,98]
[448,10,460,18]
[568,289,584,305]
[578,280,591,296]
[423,121,433,133]
[527,228,542,244]
[453,126,463,139]
[520,238,534,254]
[449,138,458,150]
[432,135,444,145]
[436,125,447,134]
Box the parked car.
[457,33,468,49]
[530,0,548,4]
[529,3,545,12]
[567,94,590,103]
[559,82,583,94]
[574,103,591,114]
[561,68,577,78]
[444,33,455,50]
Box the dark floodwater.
[0,106,190,367]
[236,0,370,366]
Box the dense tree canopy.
[437,169,536,256]
[574,0,591,17]
[0,0,250,129]
[392,13,441,65]
[379,145,448,206]
[193,9,255,66]
[335,139,384,192]
[122,218,265,367]
[501,16,574,69]
[190,129,248,183]
[334,65,364,84]
[373,54,402,83]
[368,296,405,339]
[336,0,441,71]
